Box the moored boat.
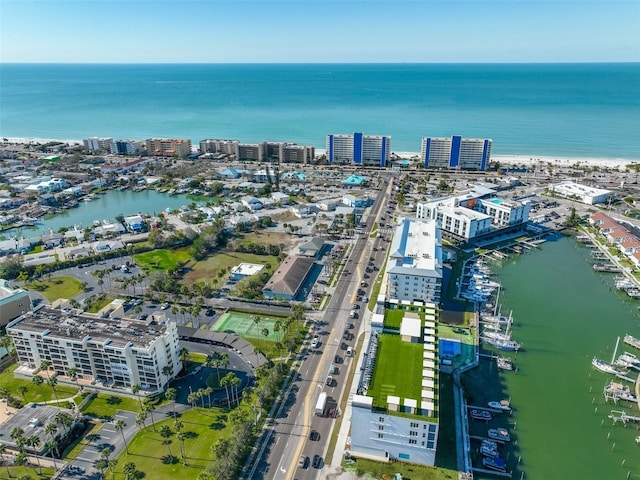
[623,334,640,350]
[591,357,627,376]
[470,409,493,421]
[482,456,507,472]
[483,336,521,351]
[480,443,499,458]
[488,428,511,442]
[488,400,512,412]
[496,356,514,371]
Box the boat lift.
[608,410,640,425]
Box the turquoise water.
[490,235,640,479]
[1,63,639,159]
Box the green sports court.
[212,311,283,342]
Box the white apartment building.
[387,218,443,304]
[421,135,492,171]
[0,279,31,328]
[7,307,182,394]
[199,139,239,155]
[326,132,391,167]
[549,181,612,205]
[416,189,530,242]
[83,137,113,153]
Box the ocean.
[1,63,639,159]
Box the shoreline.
[3,137,639,170]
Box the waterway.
[479,234,640,479]
[12,190,196,240]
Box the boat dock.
[592,263,622,273]
[471,467,512,478]
[624,334,640,350]
[608,410,640,425]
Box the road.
[254,175,397,480]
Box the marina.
[466,235,640,479]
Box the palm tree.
[123,461,136,477]
[273,320,282,343]
[107,458,118,479]
[144,403,157,432]
[176,430,187,463]
[135,411,147,431]
[220,373,233,407]
[187,392,197,408]
[10,427,25,446]
[159,425,174,460]
[17,385,28,401]
[204,386,213,408]
[43,439,58,470]
[55,412,73,438]
[228,373,241,407]
[179,347,189,365]
[114,419,128,454]
[47,376,60,406]
[161,365,173,386]
[67,367,81,392]
[39,360,51,374]
[44,423,57,442]
[0,336,13,358]
[25,435,41,473]
[165,387,177,416]
[95,458,108,479]
[252,315,262,334]
[0,443,12,478]
[31,375,44,399]
[131,383,142,408]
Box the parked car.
[298,455,308,469]
[312,455,322,468]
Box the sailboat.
[592,337,629,376]
[482,311,521,351]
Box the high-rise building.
[110,140,142,155]
[326,132,391,167]
[0,279,31,328]
[421,135,491,170]
[7,307,182,394]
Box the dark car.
[312,454,322,468]
[309,430,320,441]
[205,308,215,316]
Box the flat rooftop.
[9,306,170,348]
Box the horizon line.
[1,61,639,66]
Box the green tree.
[114,419,128,454]
[159,425,174,461]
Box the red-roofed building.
[606,228,634,245]
[589,212,612,226]
[618,237,640,255]
[598,220,623,234]
[631,251,640,269]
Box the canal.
[472,234,640,479]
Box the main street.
[254,175,396,480]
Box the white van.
[346,346,354,357]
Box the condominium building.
[326,132,391,167]
[199,139,239,155]
[387,218,443,304]
[421,135,492,170]
[7,307,182,394]
[145,138,192,157]
[349,309,440,465]
[235,143,264,161]
[83,137,113,153]
[111,139,143,156]
[416,187,530,242]
[0,279,32,328]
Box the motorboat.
[616,352,640,369]
[483,456,507,473]
[636,436,640,445]
[496,356,514,371]
[480,443,499,458]
[482,439,499,451]
[469,409,493,421]
[488,400,512,412]
[488,428,511,442]
[624,334,640,350]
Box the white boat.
[496,356,514,371]
[604,381,638,403]
[488,428,511,442]
[483,336,521,351]
[592,357,627,376]
[636,436,640,445]
[488,400,512,412]
[616,352,640,368]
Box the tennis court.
[212,311,282,342]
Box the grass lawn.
[343,457,458,480]
[80,392,142,418]
[85,295,115,313]
[234,230,291,248]
[367,334,426,410]
[134,247,192,272]
[384,309,405,329]
[0,466,56,479]
[114,407,233,479]
[0,364,78,404]
[183,250,279,285]
[29,276,84,303]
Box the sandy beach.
[3,138,638,171]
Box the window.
[378,433,384,438]
[410,431,417,436]
[428,424,436,433]
[411,422,419,428]
[409,439,417,445]
[379,417,385,422]
[427,440,435,449]
[379,425,384,431]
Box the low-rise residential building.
[229,263,265,281]
[7,306,182,394]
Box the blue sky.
[1,0,639,63]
